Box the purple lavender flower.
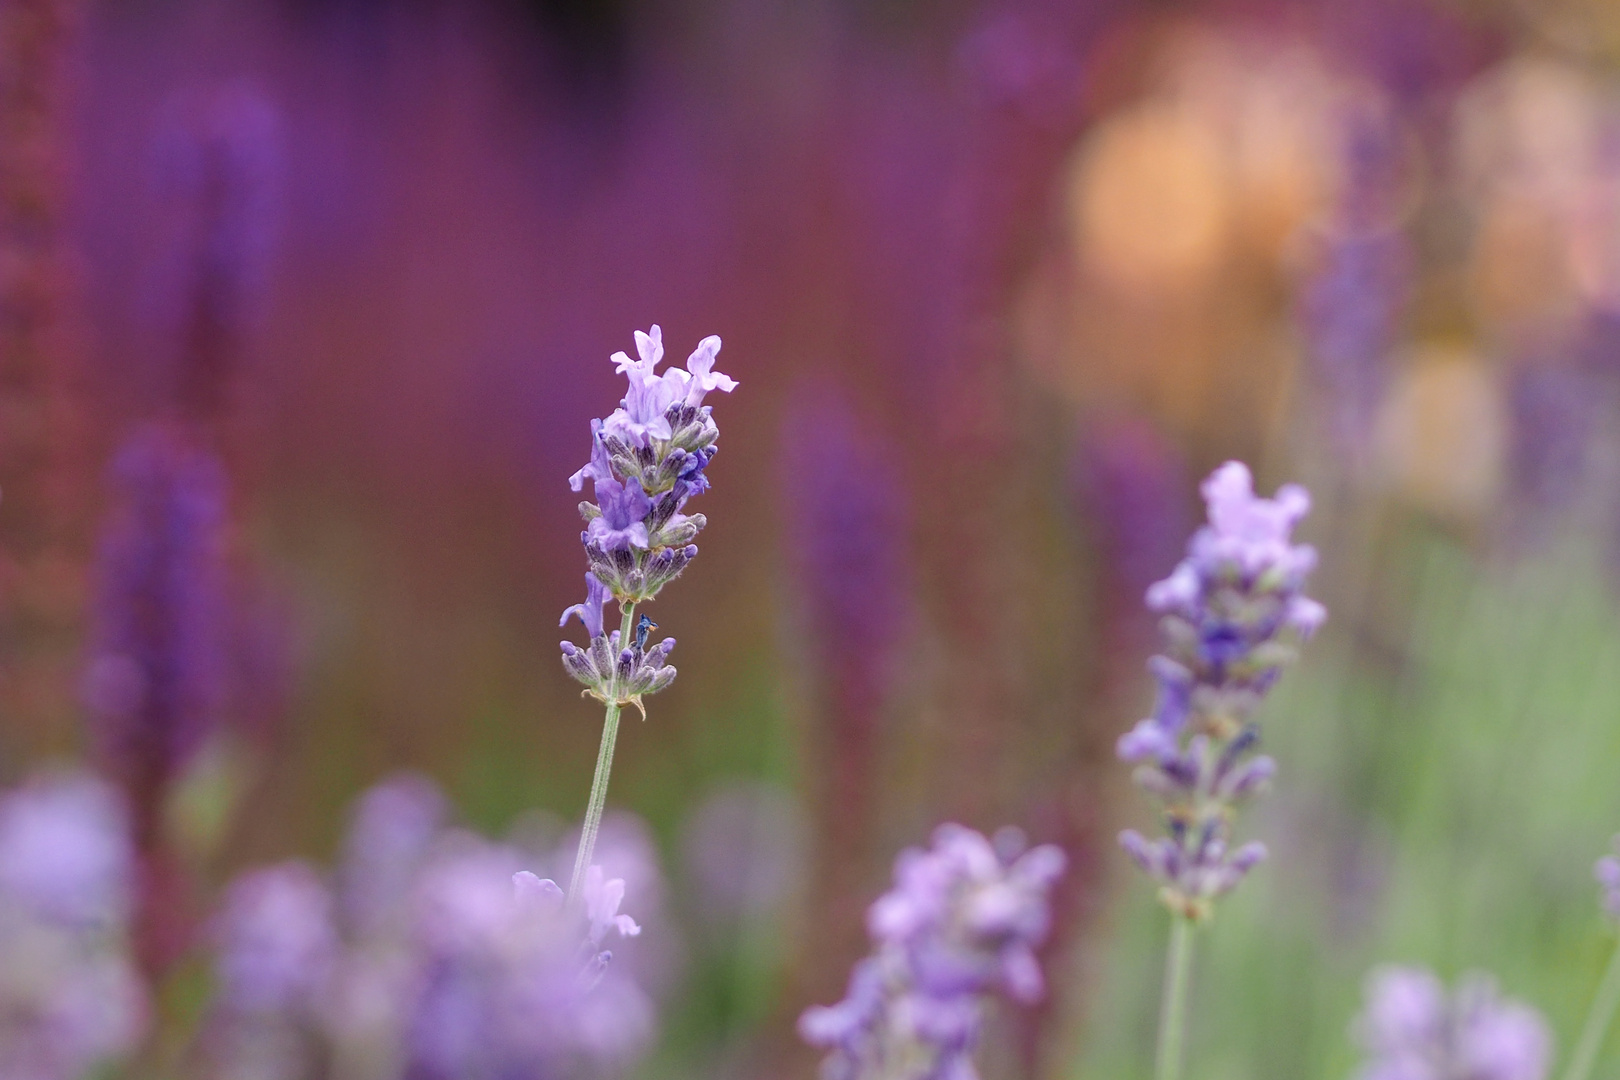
[204,775,663,1080]
[0,771,148,1080]
[403,836,653,1078]
[1595,837,1620,919]
[152,83,284,419]
[800,824,1065,1080]
[1116,461,1322,920]
[585,476,653,552]
[84,424,230,798]
[0,770,135,927]
[1353,966,1551,1080]
[1071,417,1190,617]
[559,325,733,711]
[213,862,338,1016]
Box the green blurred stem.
[566,601,636,908]
[1562,936,1620,1080]
[1155,915,1196,1080]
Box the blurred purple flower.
[782,389,910,699]
[205,775,664,1080]
[337,772,448,937]
[0,770,134,927]
[1353,966,1550,1080]
[84,424,230,786]
[1302,229,1410,449]
[213,862,339,1016]
[1595,837,1620,920]
[679,781,806,930]
[1070,416,1190,613]
[1507,363,1593,522]
[0,771,147,1080]
[152,82,284,418]
[800,824,1065,1080]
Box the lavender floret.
[1116,461,1322,920]
[800,825,1065,1080]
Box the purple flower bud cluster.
[83,424,229,786]
[1594,836,1620,919]
[1352,966,1550,1080]
[203,774,660,1080]
[560,326,735,712]
[799,825,1065,1080]
[0,771,148,1080]
[1116,462,1323,920]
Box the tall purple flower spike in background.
[1116,461,1324,921]
[1352,966,1550,1080]
[559,325,733,907]
[799,824,1065,1080]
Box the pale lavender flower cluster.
[1353,966,1550,1080]
[0,771,148,1080]
[799,825,1065,1080]
[560,326,735,715]
[203,774,659,1080]
[1594,836,1620,920]
[1117,462,1323,920]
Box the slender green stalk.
[1155,915,1196,1080]
[1561,937,1620,1080]
[566,602,636,907]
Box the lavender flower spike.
[561,325,732,906]
[1116,460,1322,922]
[1353,966,1550,1080]
[800,824,1065,1080]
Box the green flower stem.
[1561,935,1620,1080]
[1155,914,1197,1080]
[566,601,636,908]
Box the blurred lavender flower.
[337,772,448,937]
[153,82,284,418]
[1117,461,1322,920]
[204,774,662,1080]
[799,824,1065,1080]
[1595,837,1620,919]
[0,771,147,1080]
[1070,416,1190,622]
[783,390,910,704]
[1302,229,1410,448]
[1300,101,1413,460]
[1506,363,1593,525]
[1353,966,1550,1080]
[205,863,338,1080]
[214,863,339,1016]
[680,781,806,933]
[403,840,652,1080]
[781,390,911,979]
[559,325,734,709]
[84,424,230,783]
